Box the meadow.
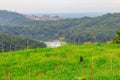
[0,43,120,80]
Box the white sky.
[0,0,120,13]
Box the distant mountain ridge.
[0,10,29,25]
[0,10,120,43]
[32,13,104,18]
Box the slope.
[0,44,120,80]
[0,33,46,52]
[0,10,120,43]
[0,10,30,25]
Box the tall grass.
[0,44,120,80]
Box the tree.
[113,29,120,44]
[59,37,65,41]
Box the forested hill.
[0,10,120,43]
[0,33,46,52]
[0,10,30,25]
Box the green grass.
[0,44,120,80]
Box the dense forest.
[0,10,120,43]
[0,33,46,52]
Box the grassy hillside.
[0,44,120,80]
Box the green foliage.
[75,76,87,80]
[0,10,120,44]
[0,33,46,52]
[113,29,120,44]
[0,44,120,79]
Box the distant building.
[26,15,63,21]
[45,40,66,48]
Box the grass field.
[0,44,120,80]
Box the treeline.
[0,33,46,52]
[0,10,120,44]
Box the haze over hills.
[0,10,46,52]
[26,15,63,21]
[0,10,120,43]
[32,12,104,18]
[0,0,120,79]
[0,10,30,25]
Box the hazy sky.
[0,0,120,13]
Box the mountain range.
[0,10,120,43]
